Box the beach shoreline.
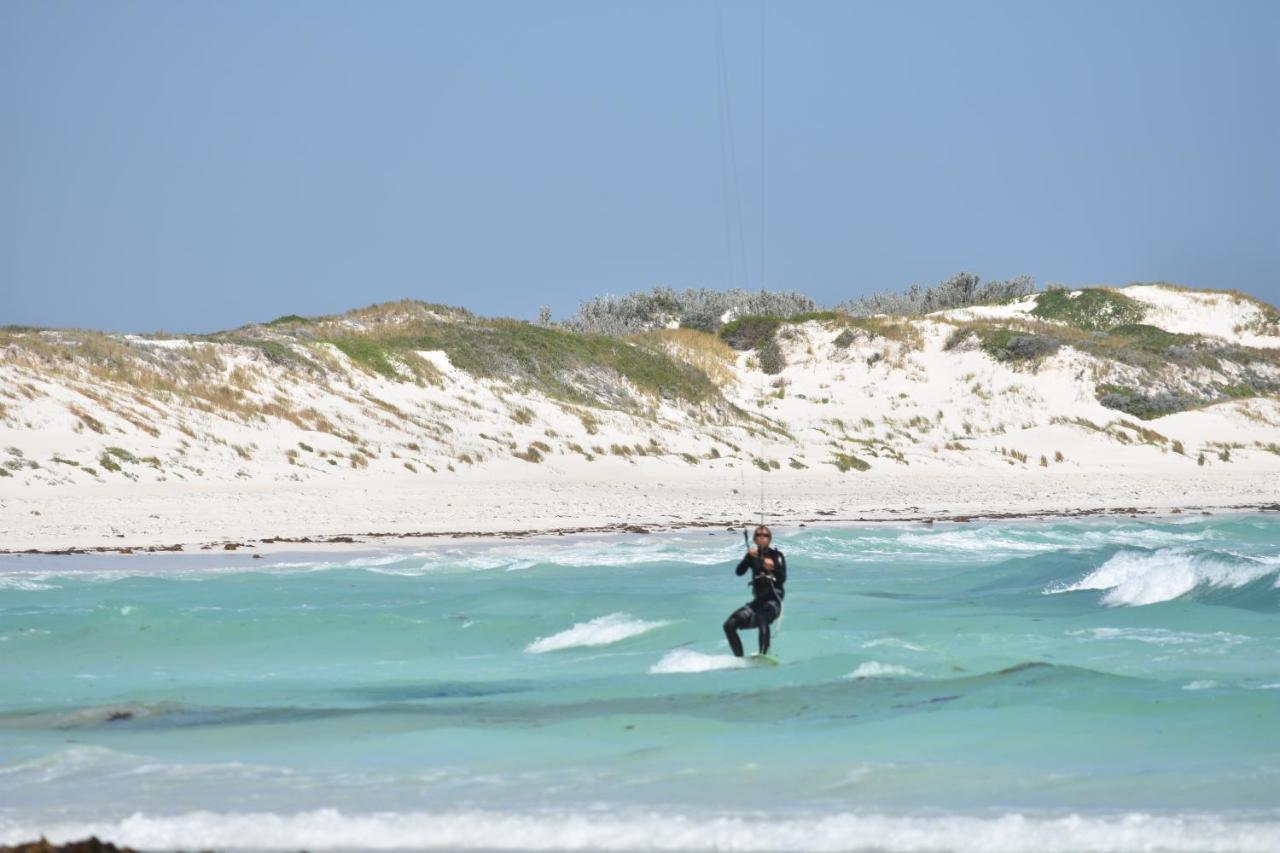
[4,469,1276,556]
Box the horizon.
[3,1,1278,333]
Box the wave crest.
[845,661,923,679]
[525,613,669,654]
[1045,549,1277,606]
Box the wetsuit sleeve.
[774,551,787,586]
[735,554,754,576]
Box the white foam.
[525,613,670,654]
[1182,680,1220,691]
[1066,628,1249,647]
[845,661,923,679]
[0,577,57,591]
[1044,549,1276,606]
[862,637,926,652]
[648,649,748,674]
[4,808,1280,852]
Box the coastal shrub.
[977,330,1061,362]
[719,316,782,351]
[833,329,856,348]
[1097,385,1198,420]
[758,339,786,374]
[1030,288,1146,331]
[565,287,816,335]
[837,272,1036,317]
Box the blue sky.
[2,0,1276,332]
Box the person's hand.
[747,546,759,557]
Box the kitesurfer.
[723,525,786,657]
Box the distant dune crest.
[1,283,1278,492]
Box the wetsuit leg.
[756,601,780,655]
[723,604,757,657]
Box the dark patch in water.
[997,662,1051,676]
[345,681,534,702]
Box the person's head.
[754,525,773,547]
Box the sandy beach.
[4,467,1277,554]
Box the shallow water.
[1,515,1278,851]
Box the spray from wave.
[525,613,669,654]
[648,650,747,674]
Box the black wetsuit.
[723,546,787,657]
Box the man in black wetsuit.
[723,525,786,657]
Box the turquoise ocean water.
[1,515,1278,851]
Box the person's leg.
[722,604,756,657]
[756,601,780,655]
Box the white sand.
[3,286,1278,552]
[4,469,1276,553]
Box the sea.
[1,514,1278,851]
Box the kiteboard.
[749,654,780,666]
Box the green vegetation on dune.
[1031,288,1146,331]
[319,314,723,408]
[719,316,783,351]
[945,307,1280,419]
[1107,323,1196,350]
[945,327,1061,363]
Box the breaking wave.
[526,613,669,653]
[1045,548,1278,606]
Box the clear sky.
[2,0,1277,333]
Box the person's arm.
[735,552,754,576]
[773,551,787,586]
